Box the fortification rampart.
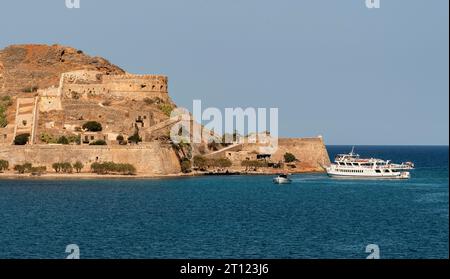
[55,71,169,101]
[0,143,181,175]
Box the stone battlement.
[102,74,168,82]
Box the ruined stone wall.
[38,87,62,112]
[62,84,109,99]
[61,70,103,84]
[231,137,330,171]
[272,137,331,170]
[0,143,181,175]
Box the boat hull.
[326,172,410,180]
[273,177,292,184]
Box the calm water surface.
[0,146,448,258]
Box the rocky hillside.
[0,44,125,95]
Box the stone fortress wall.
[0,143,182,175]
[61,71,169,102]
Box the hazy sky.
[1,0,448,145]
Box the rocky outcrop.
[0,44,124,95]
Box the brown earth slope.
[0,44,125,95]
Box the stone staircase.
[13,97,38,144]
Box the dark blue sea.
[0,146,448,259]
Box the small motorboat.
[273,174,292,184]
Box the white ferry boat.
[326,148,414,179]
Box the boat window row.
[375,169,394,173]
[337,169,364,173]
[338,162,373,167]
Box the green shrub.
[159,104,173,117]
[14,133,30,145]
[82,121,103,132]
[180,158,192,173]
[192,156,233,170]
[116,135,128,145]
[31,166,47,175]
[40,133,58,144]
[0,109,7,128]
[14,165,26,174]
[57,136,70,145]
[193,155,208,169]
[52,162,73,173]
[128,132,142,144]
[284,152,297,163]
[213,158,233,168]
[241,160,269,168]
[22,86,39,93]
[23,163,33,172]
[91,162,136,175]
[1,95,12,103]
[52,162,61,173]
[0,97,12,128]
[66,135,81,145]
[13,162,33,174]
[90,140,107,146]
[0,160,9,172]
[61,162,73,173]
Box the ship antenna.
[350,146,355,155]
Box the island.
[0,44,330,178]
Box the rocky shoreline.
[0,168,326,180]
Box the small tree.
[284,152,297,163]
[14,165,26,174]
[82,121,103,132]
[73,161,84,173]
[0,160,9,172]
[61,162,73,173]
[116,135,127,145]
[23,163,33,173]
[52,162,61,173]
[14,133,30,145]
[128,131,142,144]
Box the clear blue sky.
[1,0,448,145]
